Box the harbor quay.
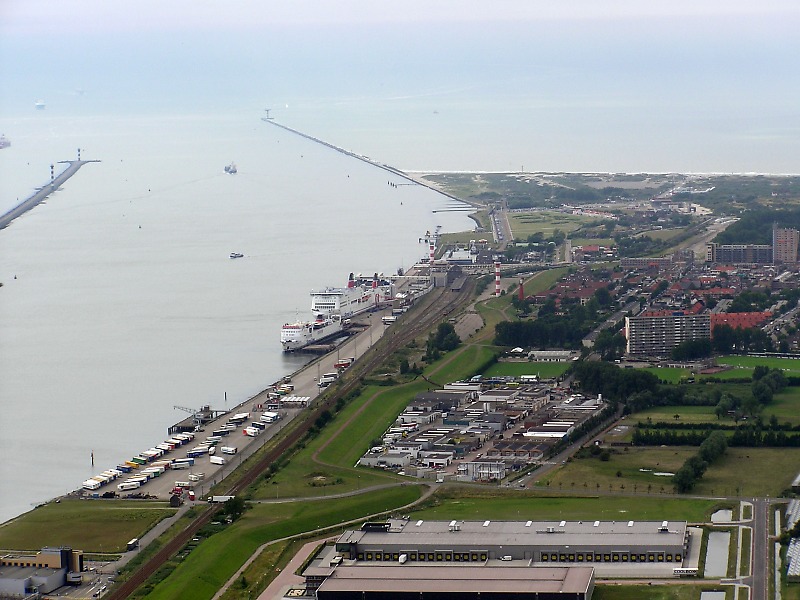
[73,304,398,506]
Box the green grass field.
[740,527,751,577]
[643,367,754,384]
[593,585,733,600]
[0,500,176,552]
[569,237,615,247]
[692,448,800,496]
[508,211,594,239]
[639,227,690,242]
[410,488,721,522]
[549,445,800,497]
[483,360,571,379]
[717,355,800,374]
[632,405,721,425]
[543,447,696,493]
[142,486,421,600]
[768,386,800,424]
[629,382,800,426]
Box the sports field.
[483,360,572,379]
[717,355,800,374]
[643,366,753,384]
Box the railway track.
[107,278,475,599]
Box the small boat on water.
[230,252,244,259]
[224,162,237,174]
[0,134,9,149]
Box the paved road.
[750,497,769,600]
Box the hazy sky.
[2,0,798,34]
[1,0,798,172]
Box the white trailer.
[208,495,235,503]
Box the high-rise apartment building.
[625,313,711,356]
[773,225,799,264]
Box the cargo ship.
[281,273,395,351]
[281,313,343,352]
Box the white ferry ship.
[281,314,343,352]
[280,273,395,351]
[311,273,394,319]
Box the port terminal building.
[313,565,595,600]
[300,519,691,599]
[333,519,689,566]
[0,547,84,596]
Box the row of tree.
[672,431,727,493]
[711,324,774,354]
[634,425,800,449]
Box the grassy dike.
[138,486,422,600]
[0,501,176,553]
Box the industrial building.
[315,565,595,600]
[625,313,711,356]
[333,519,689,566]
[301,519,693,599]
[0,547,84,596]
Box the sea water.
[0,112,473,524]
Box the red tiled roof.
[711,312,772,329]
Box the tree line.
[672,431,727,493]
[634,424,800,449]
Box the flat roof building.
[625,313,710,356]
[316,565,595,600]
[334,519,689,567]
[706,243,773,265]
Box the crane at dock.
[173,405,205,427]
